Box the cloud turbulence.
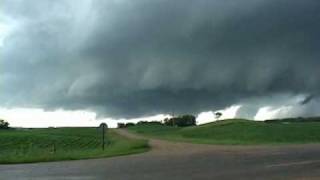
[1,0,320,118]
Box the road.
[1,129,320,180]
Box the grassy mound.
[128,118,320,145]
[0,128,149,164]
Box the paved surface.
[1,129,320,180]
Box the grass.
[0,127,149,164]
[128,118,320,145]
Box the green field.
[128,119,320,145]
[0,128,149,164]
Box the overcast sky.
[1,0,320,126]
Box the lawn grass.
[128,119,320,145]
[0,128,149,164]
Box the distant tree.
[0,119,9,129]
[215,112,222,120]
[117,123,126,128]
[164,115,196,127]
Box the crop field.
[0,128,149,164]
[128,119,320,145]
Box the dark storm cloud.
[1,0,320,118]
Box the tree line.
[117,115,196,128]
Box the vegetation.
[117,122,138,128]
[117,123,126,128]
[164,115,196,127]
[214,112,222,119]
[137,121,162,126]
[128,124,182,137]
[0,119,9,129]
[117,115,196,128]
[265,117,320,123]
[0,127,149,164]
[128,118,320,145]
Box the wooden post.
[100,123,108,151]
[102,125,105,150]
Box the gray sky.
[1,0,320,119]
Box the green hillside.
[128,118,320,145]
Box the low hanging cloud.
[1,0,320,118]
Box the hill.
[128,118,320,145]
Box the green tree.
[0,119,9,129]
[215,112,222,120]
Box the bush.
[0,119,9,129]
[164,115,196,127]
[137,121,163,126]
[117,122,139,128]
[125,123,135,127]
[117,123,126,128]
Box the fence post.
[99,123,108,151]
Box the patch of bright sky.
[254,106,294,121]
[0,23,9,46]
[253,94,310,120]
[1,104,290,128]
[0,18,15,47]
[0,107,172,128]
[0,101,304,128]
[0,105,240,128]
[0,108,99,128]
[196,105,241,125]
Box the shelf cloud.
[1,0,320,118]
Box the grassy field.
[0,127,149,164]
[128,119,320,145]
